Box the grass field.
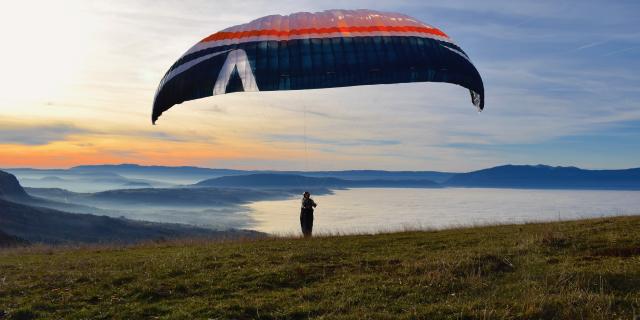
[1,216,639,319]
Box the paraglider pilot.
[300,191,317,237]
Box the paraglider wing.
[152,9,484,124]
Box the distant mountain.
[40,176,67,182]
[286,170,456,183]
[0,171,109,214]
[123,181,153,188]
[0,170,262,244]
[0,170,30,201]
[4,167,167,193]
[71,164,247,179]
[89,187,301,206]
[7,165,458,191]
[9,164,640,191]
[0,198,259,244]
[72,164,456,182]
[25,186,303,208]
[445,165,640,189]
[195,174,441,188]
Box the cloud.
[140,130,216,143]
[0,123,90,145]
[265,134,401,147]
[604,46,640,57]
[576,40,610,51]
[0,119,216,146]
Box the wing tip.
[151,103,162,125]
[471,90,484,112]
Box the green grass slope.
[1,216,639,319]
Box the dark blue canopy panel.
[152,9,484,123]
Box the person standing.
[300,191,317,237]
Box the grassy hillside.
[1,216,639,319]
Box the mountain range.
[7,164,640,191]
[3,163,640,245]
[4,165,456,192]
[0,170,262,245]
[194,173,441,188]
[445,165,640,189]
[25,186,305,208]
[191,165,640,190]
[71,164,456,183]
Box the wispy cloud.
[266,134,401,147]
[576,40,610,51]
[0,123,89,145]
[604,46,640,57]
[0,119,216,146]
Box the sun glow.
[0,1,94,104]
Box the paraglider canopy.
[152,9,484,124]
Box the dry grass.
[1,216,639,319]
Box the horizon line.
[2,163,640,172]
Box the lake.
[245,188,640,235]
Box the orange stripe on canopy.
[201,25,449,43]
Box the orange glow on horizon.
[0,135,304,169]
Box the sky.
[0,0,639,171]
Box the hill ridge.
[445,164,640,189]
[194,173,441,188]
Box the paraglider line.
[304,105,308,173]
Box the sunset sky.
[1,0,639,171]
